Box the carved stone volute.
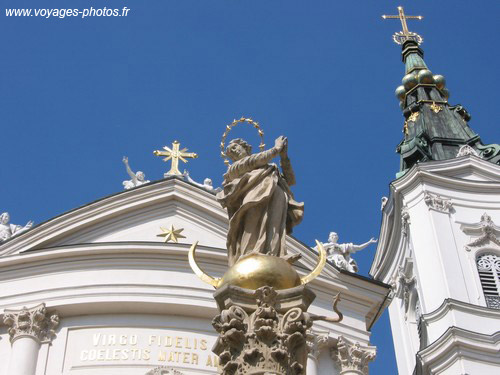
[2,303,59,344]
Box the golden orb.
[220,254,302,290]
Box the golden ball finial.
[219,254,301,290]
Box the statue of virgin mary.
[216,136,304,266]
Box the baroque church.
[0,7,499,375]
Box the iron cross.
[154,140,198,176]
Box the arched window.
[477,253,500,309]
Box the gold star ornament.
[157,225,186,243]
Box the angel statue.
[122,156,150,190]
[183,170,222,193]
[216,136,304,266]
[315,232,377,273]
[0,212,33,242]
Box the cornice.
[0,242,388,328]
[0,178,228,256]
[393,158,500,195]
[369,192,407,282]
[422,298,500,325]
[416,327,500,374]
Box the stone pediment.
[0,178,228,256]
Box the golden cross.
[153,140,198,176]
[382,6,423,45]
[382,6,423,36]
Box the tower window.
[477,253,500,309]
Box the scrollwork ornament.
[457,145,479,157]
[393,31,423,45]
[464,213,500,252]
[423,192,452,213]
[477,254,500,272]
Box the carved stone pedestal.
[212,284,316,375]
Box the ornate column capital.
[331,336,376,375]
[306,332,330,360]
[2,303,59,343]
[212,285,316,375]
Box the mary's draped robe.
[216,148,304,266]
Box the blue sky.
[1,1,499,373]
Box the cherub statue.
[216,136,304,266]
[122,156,150,190]
[183,170,222,193]
[315,232,377,273]
[0,212,33,242]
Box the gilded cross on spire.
[154,140,198,176]
[382,6,424,45]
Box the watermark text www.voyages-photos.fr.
[5,7,131,19]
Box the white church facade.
[0,177,388,375]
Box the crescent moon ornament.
[300,240,327,285]
[188,241,221,288]
[220,117,265,165]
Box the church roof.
[394,40,500,177]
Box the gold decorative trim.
[300,240,327,285]
[188,241,221,288]
[430,102,443,113]
[408,112,419,123]
[220,117,265,165]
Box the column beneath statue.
[3,303,59,375]
[331,336,376,375]
[212,284,316,375]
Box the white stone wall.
[371,157,500,375]
[0,178,388,375]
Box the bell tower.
[371,7,500,375]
